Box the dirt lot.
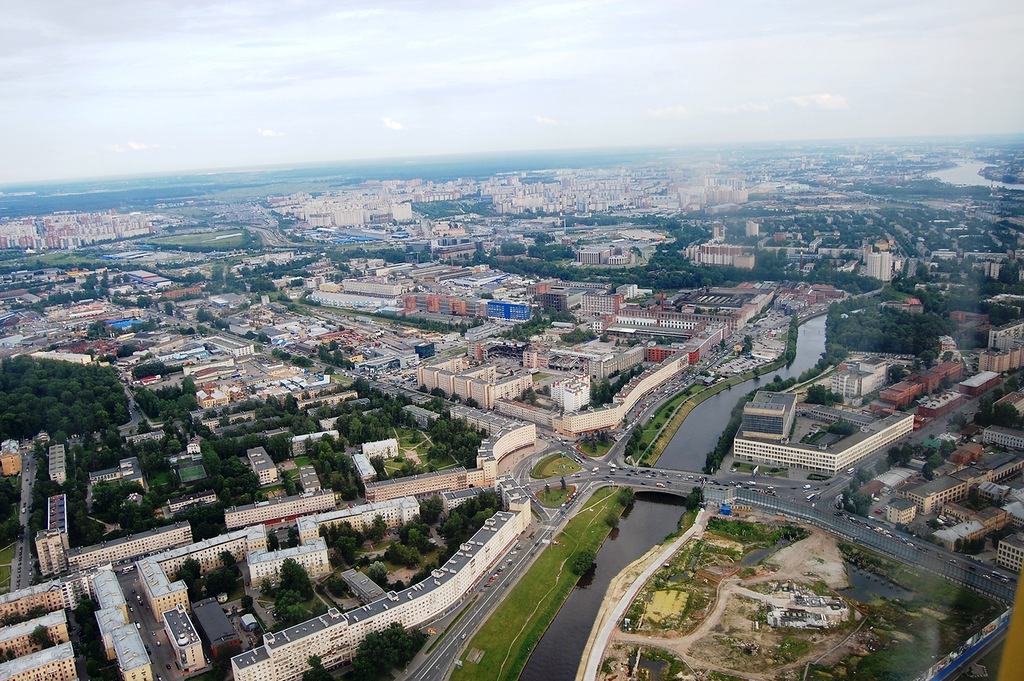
[598,519,863,681]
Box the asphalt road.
[13,452,36,591]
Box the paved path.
[578,508,708,681]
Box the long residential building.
[247,539,331,583]
[364,468,469,504]
[0,579,87,621]
[0,641,78,681]
[0,609,70,659]
[732,412,914,474]
[224,490,337,530]
[232,501,530,681]
[67,522,194,573]
[295,497,420,544]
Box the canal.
[519,493,687,681]
[656,315,828,471]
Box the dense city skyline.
[3,0,1023,184]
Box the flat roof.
[248,538,327,566]
[46,494,67,532]
[0,641,75,676]
[364,466,467,492]
[0,609,66,645]
[192,598,238,645]
[163,606,202,647]
[68,521,190,558]
[92,569,127,610]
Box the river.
[927,161,1024,190]
[518,494,687,681]
[519,316,828,678]
[656,314,828,471]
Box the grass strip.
[450,488,624,681]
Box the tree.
[560,476,566,491]
[279,559,313,600]
[303,656,334,681]
[240,594,253,610]
[367,514,387,542]
[268,533,280,551]
[28,624,53,650]
[220,550,237,568]
[570,548,596,575]
[367,561,388,588]
[418,495,443,525]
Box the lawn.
[530,453,581,479]
[147,230,248,248]
[0,543,14,595]
[294,456,313,467]
[536,486,574,507]
[451,488,624,681]
[578,440,612,457]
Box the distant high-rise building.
[745,220,760,237]
[712,223,727,241]
[865,249,893,282]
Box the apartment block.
[139,526,266,618]
[0,439,21,476]
[163,604,206,672]
[246,447,279,486]
[364,468,469,503]
[296,497,419,544]
[67,522,193,573]
[997,534,1024,572]
[247,539,331,583]
[224,490,337,530]
[361,438,400,460]
[48,443,66,484]
[0,641,77,681]
[0,610,69,658]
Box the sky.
[2,0,1022,184]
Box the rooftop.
[0,609,67,645]
[191,598,238,646]
[248,538,328,566]
[0,641,75,676]
[163,604,202,648]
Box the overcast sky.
[2,0,1022,184]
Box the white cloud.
[108,141,153,153]
[532,114,557,126]
[785,93,849,110]
[647,104,688,118]
[257,128,285,137]
[381,117,406,131]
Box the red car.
[874,509,882,514]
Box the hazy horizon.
[4,0,1023,184]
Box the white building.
[865,249,893,282]
[361,438,400,460]
[163,604,206,672]
[733,412,914,474]
[295,497,419,544]
[551,375,591,413]
[247,539,331,583]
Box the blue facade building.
[487,301,531,321]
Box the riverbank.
[639,321,799,467]
[576,510,704,681]
[451,487,628,681]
